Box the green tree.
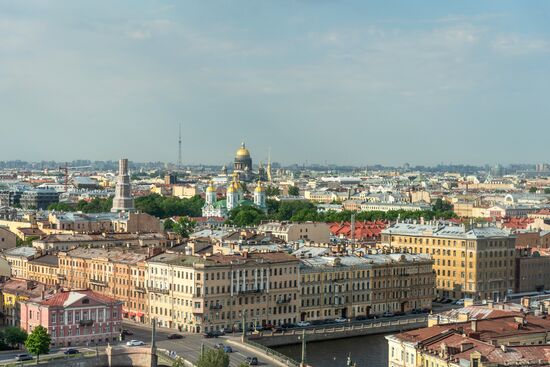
[3,327,27,348]
[227,206,267,226]
[135,194,205,218]
[173,217,197,238]
[545,188,550,195]
[288,185,300,196]
[195,348,229,367]
[24,325,51,364]
[265,186,280,197]
[76,197,113,213]
[16,236,37,247]
[529,187,538,193]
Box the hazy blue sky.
[1,1,549,166]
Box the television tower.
[178,123,182,169]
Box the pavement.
[121,321,279,367]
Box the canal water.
[274,333,389,367]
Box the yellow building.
[381,222,516,300]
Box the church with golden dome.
[202,173,267,218]
[233,142,254,180]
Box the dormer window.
[82,298,90,304]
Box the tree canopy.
[135,194,204,218]
[3,327,27,348]
[195,348,229,367]
[288,185,300,196]
[169,217,197,238]
[25,325,50,363]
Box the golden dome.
[255,181,264,193]
[227,183,236,193]
[206,181,216,193]
[236,142,251,158]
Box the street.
[122,321,280,367]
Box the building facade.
[382,222,516,300]
[20,289,122,347]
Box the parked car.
[214,343,225,349]
[296,321,311,327]
[281,323,296,329]
[272,326,283,333]
[15,354,33,361]
[382,312,395,318]
[246,356,259,365]
[454,299,465,306]
[223,346,233,353]
[335,317,348,323]
[126,340,145,346]
[203,332,216,338]
[212,330,225,337]
[442,298,453,304]
[394,311,405,316]
[64,349,80,355]
[168,334,183,340]
[411,308,422,314]
[121,329,134,336]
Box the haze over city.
[1,0,549,165]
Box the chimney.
[471,319,478,332]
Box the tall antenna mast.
[178,123,182,169]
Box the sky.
[1,1,549,166]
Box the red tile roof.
[328,221,387,240]
[35,289,119,307]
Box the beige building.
[298,253,434,321]
[3,247,38,279]
[0,227,16,249]
[173,185,199,199]
[33,232,168,251]
[146,251,300,333]
[382,222,516,300]
[257,222,330,243]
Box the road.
[122,321,280,367]
[0,347,97,365]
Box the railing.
[79,319,94,326]
[276,298,291,304]
[90,278,108,287]
[209,304,223,310]
[136,286,146,293]
[238,289,264,295]
[244,339,300,367]
[147,287,169,295]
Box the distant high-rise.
[111,158,134,213]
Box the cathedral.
[202,173,267,218]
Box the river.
[274,333,389,367]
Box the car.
[126,340,145,346]
[246,356,259,365]
[64,349,80,355]
[203,332,216,338]
[421,308,432,314]
[454,299,465,306]
[335,317,348,323]
[272,326,283,333]
[443,298,453,304]
[167,334,183,340]
[121,329,134,336]
[223,346,233,353]
[214,343,225,349]
[382,312,395,318]
[15,354,33,361]
[411,308,422,314]
[394,311,405,316]
[213,330,225,337]
[296,321,311,327]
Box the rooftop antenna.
[178,123,182,169]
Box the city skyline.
[1,1,549,165]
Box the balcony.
[276,298,291,305]
[238,289,263,295]
[135,286,146,293]
[79,319,94,327]
[209,304,223,310]
[56,273,66,281]
[147,287,169,295]
[90,278,108,287]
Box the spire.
[178,123,182,169]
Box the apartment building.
[298,253,434,321]
[257,222,330,243]
[27,255,59,286]
[387,310,550,367]
[381,222,516,300]
[0,279,51,327]
[4,246,38,279]
[146,251,300,333]
[20,289,122,347]
[57,247,155,323]
[33,232,168,251]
